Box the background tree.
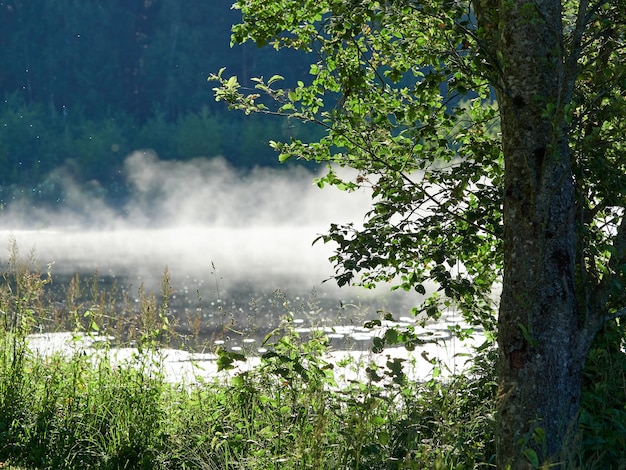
[212,0,626,467]
[0,0,315,203]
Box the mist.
[0,151,413,312]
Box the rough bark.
[474,0,597,467]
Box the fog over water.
[0,152,422,342]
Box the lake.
[0,225,425,350]
[0,151,488,368]
[0,153,429,350]
[0,153,488,383]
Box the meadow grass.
[0,242,624,469]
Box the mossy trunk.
[474,0,597,467]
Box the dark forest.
[0,0,313,205]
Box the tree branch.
[604,306,626,323]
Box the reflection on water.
[26,319,485,384]
[0,154,450,354]
[0,227,424,350]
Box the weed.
[0,245,624,469]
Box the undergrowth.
[0,242,624,469]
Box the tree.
[211,1,626,467]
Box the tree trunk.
[479,1,596,467]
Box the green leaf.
[523,448,539,468]
[384,328,398,344]
[518,323,537,347]
[372,416,385,426]
[217,348,246,372]
[226,75,239,88]
[267,74,284,85]
[231,375,245,387]
[364,319,382,328]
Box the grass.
[0,241,624,469]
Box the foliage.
[0,0,297,122]
[210,0,626,338]
[0,98,292,208]
[174,107,226,160]
[579,322,626,469]
[211,0,626,465]
[0,247,503,469]
[211,0,503,334]
[0,0,314,198]
[167,333,497,470]
[0,242,625,468]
